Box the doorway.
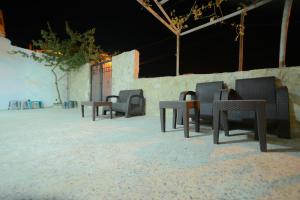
[91,61,112,101]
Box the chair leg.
[194,107,200,132]
[81,105,84,118]
[257,110,267,152]
[92,105,96,121]
[183,105,189,138]
[254,112,259,140]
[213,108,220,144]
[277,120,291,139]
[116,112,122,116]
[160,108,166,132]
[172,109,177,129]
[110,106,112,119]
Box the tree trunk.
[51,67,62,104]
[279,0,293,68]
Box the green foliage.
[12,22,103,71]
[10,22,104,104]
[170,0,226,31]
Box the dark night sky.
[1,0,299,77]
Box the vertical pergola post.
[176,33,180,75]
[279,0,293,68]
[238,12,246,71]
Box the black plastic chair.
[222,76,290,138]
[177,81,224,125]
[103,89,145,118]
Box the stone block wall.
[69,63,90,102]
[111,50,300,137]
[111,50,139,95]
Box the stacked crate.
[8,100,43,110]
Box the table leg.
[160,108,166,132]
[96,106,99,116]
[110,106,112,119]
[254,112,259,140]
[172,109,177,129]
[221,111,229,136]
[81,105,84,118]
[92,105,96,121]
[194,106,200,132]
[213,107,220,144]
[183,104,189,138]
[257,109,267,152]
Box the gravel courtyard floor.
[0,108,300,200]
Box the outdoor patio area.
[1,108,300,200]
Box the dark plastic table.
[213,100,267,152]
[81,101,112,121]
[159,100,200,138]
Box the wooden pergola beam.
[137,0,177,35]
[181,0,272,36]
[138,0,272,76]
[159,0,170,5]
[153,0,178,32]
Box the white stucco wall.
[0,37,67,110]
[111,49,300,137]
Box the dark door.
[102,62,112,101]
[91,64,102,101]
[91,61,112,101]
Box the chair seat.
[112,103,127,112]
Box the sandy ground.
[0,108,300,200]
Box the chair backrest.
[195,81,224,103]
[118,89,143,103]
[235,76,276,103]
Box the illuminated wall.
[68,61,112,102]
[0,37,67,109]
[0,10,5,37]
[112,49,300,137]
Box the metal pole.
[176,34,180,76]
[239,12,246,71]
[279,0,293,68]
